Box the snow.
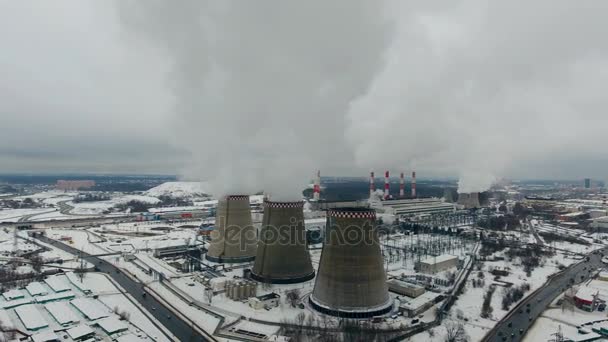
[70,298,110,321]
[3,289,24,301]
[66,271,92,293]
[26,282,49,297]
[67,324,95,340]
[145,181,211,198]
[34,291,75,303]
[44,274,71,293]
[15,304,48,330]
[45,301,81,325]
[0,309,14,329]
[0,208,55,222]
[2,297,34,309]
[419,254,458,265]
[96,317,128,334]
[31,330,60,342]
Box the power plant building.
[381,198,455,216]
[457,192,481,209]
[310,208,392,318]
[251,201,315,284]
[416,255,459,274]
[206,195,257,263]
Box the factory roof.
[67,324,95,340]
[44,275,71,293]
[2,297,33,309]
[26,282,48,297]
[3,289,24,301]
[96,317,128,334]
[71,298,110,321]
[15,304,48,330]
[45,301,80,325]
[399,292,442,311]
[419,254,458,265]
[35,291,75,304]
[31,330,59,342]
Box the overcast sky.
[1,1,607,192]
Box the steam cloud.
[119,1,608,195]
[118,0,390,200]
[347,1,608,193]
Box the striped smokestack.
[369,171,375,198]
[411,171,417,198]
[384,171,390,200]
[399,172,405,197]
[313,170,321,201]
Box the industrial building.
[387,279,426,298]
[248,293,280,310]
[206,195,257,263]
[380,198,455,216]
[416,255,459,274]
[310,208,392,318]
[251,201,315,284]
[457,192,481,209]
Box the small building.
[15,305,48,331]
[95,317,128,335]
[45,301,81,326]
[3,289,24,301]
[26,282,49,297]
[387,279,426,298]
[70,298,110,321]
[399,292,443,318]
[44,275,71,293]
[248,293,280,310]
[67,324,95,341]
[416,255,459,274]
[574,287,600,311]
[31,330,60,342]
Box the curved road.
[35,234,214,342]
[485,246,608,342]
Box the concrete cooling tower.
[457,192,481,209]
[310,208,392,318]
[251,201,315,284]
[206,195,257,263]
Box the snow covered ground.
[145,181,211,198]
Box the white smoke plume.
[117,1,608,196]
[346,1,608,193]
[118,0,391,200]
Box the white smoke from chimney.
[118,1,392,200]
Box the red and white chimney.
[384,171,390,200]
[399,172,405,198]
[411,171,417,198]
[313,170,321,201]
[369,171,375,198]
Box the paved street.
[485,247,608,342]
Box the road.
[484,247,608,342]
[35,234,214,342]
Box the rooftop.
[419,254,458,265]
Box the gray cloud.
[1,1,607,192]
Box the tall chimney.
[384,171,390,200]
[411,171,417,198]
[399,172,405,198]
[313,170,321,201]
[369,171,375,198]
[310,208,392,318]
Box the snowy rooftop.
[44,274,71,292]
[35,291,75,304]
[67,324,95,340]
[96,317,129,334]
[419,254,458,265]
[26,282,48,297]
[3,289,24,301]
[71,298,110,321]
[31,330,59,342]
[45,301,81,325]
[15,304,48,330]
[400,291,442,311]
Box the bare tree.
[444,321,469,342]
[285,289,301,308]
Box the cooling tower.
[310,208,392,318]
[206,195,257,263]
[251,200,315,284]
[457,192,481,209]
